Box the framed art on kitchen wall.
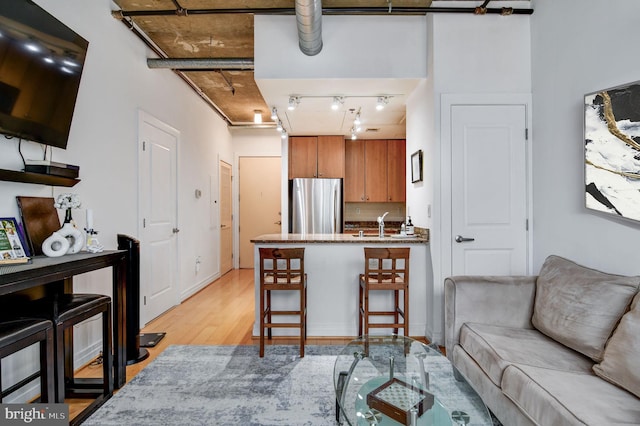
[411,150,423,183]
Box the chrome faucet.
[378,211,389,238]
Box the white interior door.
[219,160,233,274]
[139,111,179,324]
[451,104,528,275]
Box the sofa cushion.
[532,255,639,361]
[593,292,640,398]
[459,323,593,387]
[502,364,640,425]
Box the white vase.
[58,222,85,254]
[42,231,70,257]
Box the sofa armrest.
[444,275,537,362]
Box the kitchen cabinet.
[364,140,388,202]
[288,135,345,179]
[387,139,406,202]
[344,140,365,201]
[344,139,405,202]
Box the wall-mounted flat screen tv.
[0,1,88,150]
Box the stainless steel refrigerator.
[290,178,343,234]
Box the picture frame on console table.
[584,81,640,224]
[0,217,30,264]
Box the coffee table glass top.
[333,335,491,425]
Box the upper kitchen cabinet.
[344,139,406,202]
[387,139,406,202]
[289,135,345,179]
[364,140,388,202]
[345,140,365,201]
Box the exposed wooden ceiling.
[112,1,530,134]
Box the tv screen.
[0,1,88,149]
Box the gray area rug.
[85,345,502,426]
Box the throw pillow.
[593,292,640,398]
[531,255,639,361]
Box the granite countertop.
[251,230,429,244]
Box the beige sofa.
[444,255,640,425]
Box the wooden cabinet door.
[317,135,345,178]
[345,139,365,201]
[289,136,317,179]
[387,139,406,202]
[364,140,388,202]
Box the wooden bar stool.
[359,247,410,337]
[0,318,55,402]
[24,294,113,422]
[258,247,307,357]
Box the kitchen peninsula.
[251,232,430,338]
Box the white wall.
[530,0,640,275]
[254,15,427,79]
[416,12,532,343]
[0,0,232,401]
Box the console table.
[0,251,129,390]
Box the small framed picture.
[411,150,423,183]
[0,217,31,263]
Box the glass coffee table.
[334,335,492,425]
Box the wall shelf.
[0,168,80,187]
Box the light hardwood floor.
[71,268,430,419]
[70,268,353,419]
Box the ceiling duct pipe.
[295,0,323,56]
[147,58,254,70]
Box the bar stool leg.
[102,304,114,397]
[260,287,265,358]
[40,327,55,402]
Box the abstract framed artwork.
[584,81,640,223]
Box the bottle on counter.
[406,216,414,235]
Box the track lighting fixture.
[271,107,278,120]
[288,96,300,110]
[354,112,361,126]
[350,127,357,140]
[276,120,283,132]
[376,96,389,111]
[281,130,288,139]
[331,96,344,111]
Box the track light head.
[376,96,389,111]
[288,96,300,110]
[331,96,344,111]
[271,107,278,120]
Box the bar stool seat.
[359,247,410,337]
[258,247,307,357]
[0,318,55,402]
[23,294,113,423]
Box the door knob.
[455,235,475,243]
[274,221,282,225]
[172,228,180,234]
